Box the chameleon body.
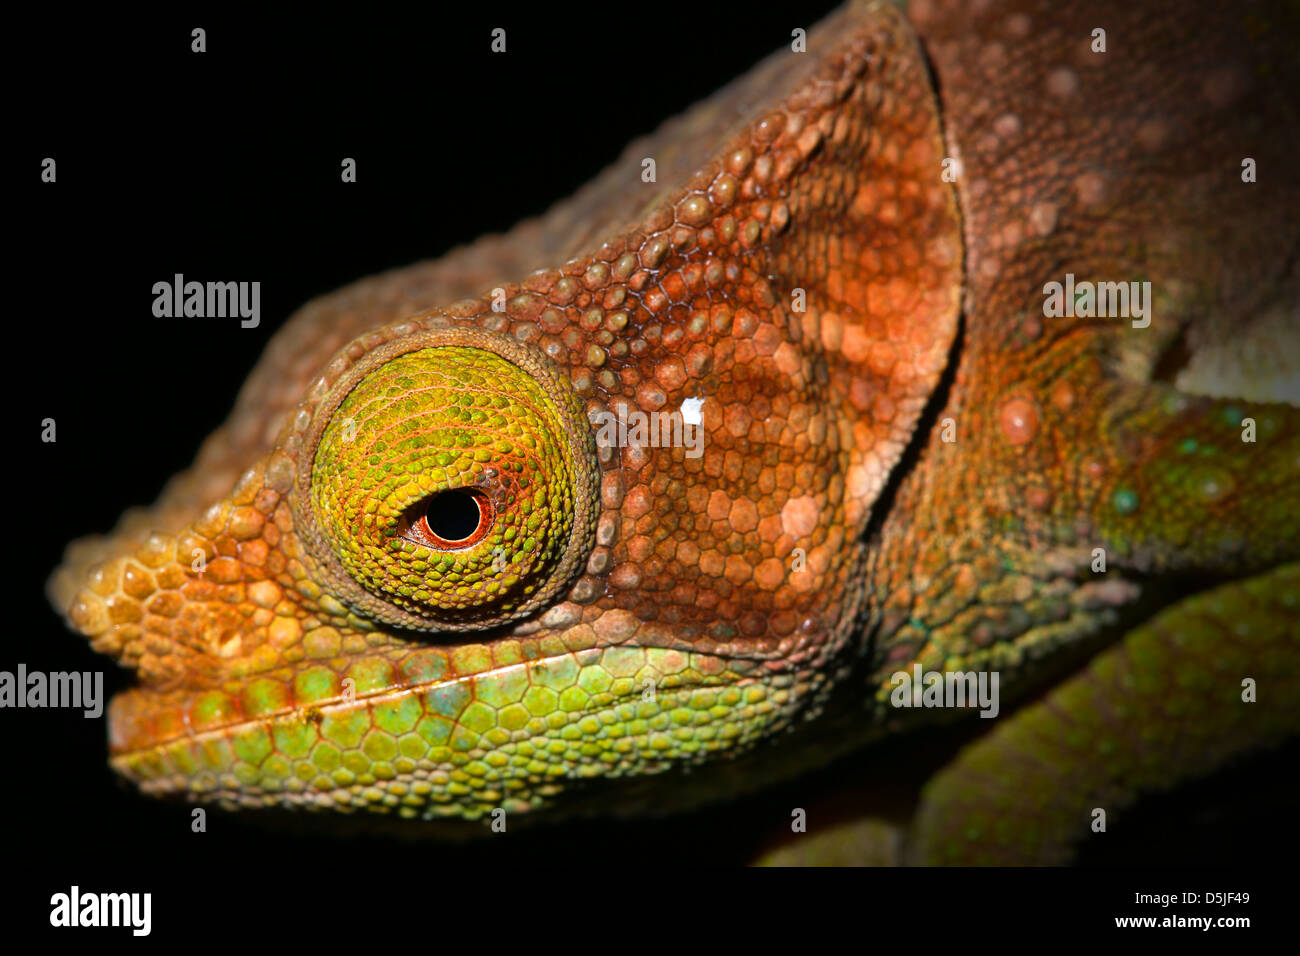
[49,0,1299,863]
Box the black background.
[8,2,1292,937]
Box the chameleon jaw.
[102,641,804,822]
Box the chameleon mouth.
[103,669,490,765]
[100,641,779,819]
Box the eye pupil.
[423,489,485,544]
[408,487,494,550]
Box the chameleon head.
[48,1,964,825]
[50,316,866,827]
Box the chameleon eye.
[408,488,494,549]
[299,330,599,631]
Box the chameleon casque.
[48,0,1299,864]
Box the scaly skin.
[49,0,1299,860]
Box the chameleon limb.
[907,563,1300,865]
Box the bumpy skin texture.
[49,0,1299,859]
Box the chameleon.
[47,0,1299,864]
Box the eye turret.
[298,329,599,631]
